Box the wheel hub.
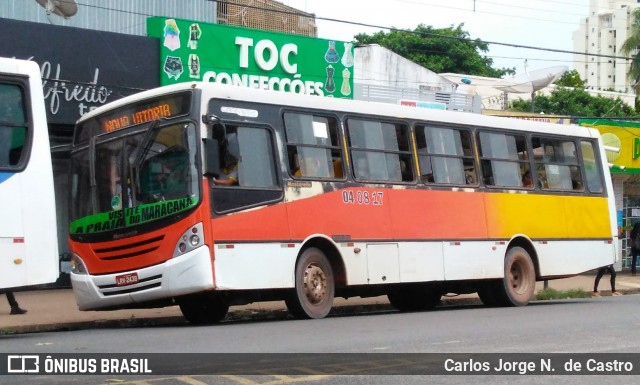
[303,263,326,304]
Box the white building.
[573,0,640,93]
[353,45,481,113]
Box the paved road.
[2,294,639,384]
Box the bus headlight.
[70,253,88,275]
[173,222,204,258]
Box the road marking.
[175,376,210,385]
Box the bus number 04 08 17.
[342,190,383,206]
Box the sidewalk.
[2,272,639,334]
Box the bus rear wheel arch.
[285,247,335,319]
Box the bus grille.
[92,235,164,261]
[98,276,162,296]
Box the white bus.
[0,57,58,290]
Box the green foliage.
[354,23,515,78]
[554,70,585,88]
[620,8,640,92]
[510,87,636,116]
[535,288,590,300]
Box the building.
[579,119,640,269]
[573,0,640,93]
[354,45,479,113]
[217,0,317,37]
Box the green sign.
[70,197,198,235]
[147,17,354,98]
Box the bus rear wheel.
[490,247,536,307]
[285,247,335,319]
[178,296,229,325]
[387,285,441,312]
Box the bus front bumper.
[70,245,214,311]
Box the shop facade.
[579,118,640,270]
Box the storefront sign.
[579,119,640,173]
[0,18,159,125]
[147,17,354,99]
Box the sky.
[283,0,590,77]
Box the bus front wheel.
[178,296,229,325]
[285,247,335,319]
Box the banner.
[147,17,354,98]
[2,353,638,375]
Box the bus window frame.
[210,121,284,216]
[344,115,415,184]
[578,139,606,195]
[282,110,346,181]
[0,75,33,173]
[415,122,478,187]
[531,135,585,193]
[477,128,531,189]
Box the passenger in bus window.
[298,155,330,178]
[0,290,27,315]
[213,152,239,186]
[571,167,583,190]
[332,158,344,178]
[522,170,533,188]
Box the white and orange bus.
[69,82,617,323]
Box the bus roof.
[78,82,598,139]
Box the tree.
[354,24,514,78]
[509,87,636,117]
[620,7,640,100]
[554,69,585,88]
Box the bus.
[68,82,617,323]
[0,57,59,291]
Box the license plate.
[115,272,139,286]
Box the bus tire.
[178,296,229,325]
[387,285,441,312]
[497,247,536,307]
[285,247,335,319]
[477,281,501,307]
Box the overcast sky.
[284,0,590,77]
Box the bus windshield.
[69,121,200,236]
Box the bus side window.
[532,136,581,191]
[478,131,528,188]
[416,125,474,185]
[0,84,27,168]
[284,112,343,180]
[346,118,412,183]
[581,141,603,193]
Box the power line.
[209,1,633,61]
[393,0,587,21]
[71,1,635,65]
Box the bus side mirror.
[202,114,226,141]
[203,138,220,177]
